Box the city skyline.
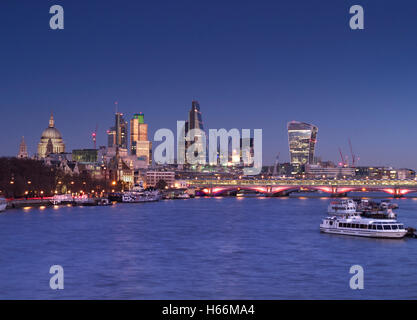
[2,1,417,168]
[10,107,417,172]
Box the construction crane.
[338,148,346,167]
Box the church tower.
[17,136,28,159]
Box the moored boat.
[176,192,190,199]
[320,213,407,239]
[327,199,357,214]
[0,197,7,212]
[122,190,161,203]
[73,195,96,206]
[50,194,73,205]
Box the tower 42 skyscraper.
[130,113,152,164]
[108,112,128,150]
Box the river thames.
[1,195,416,299]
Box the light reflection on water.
[0,195,416,299]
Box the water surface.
[0,196,416,299]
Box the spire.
[18,136,28,158]
[49,112,54,128]
[20,136,26,150]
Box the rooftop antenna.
[115,101,118,114]
[92,124,98,149]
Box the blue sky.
[1,0,417,167]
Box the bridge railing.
[186,179,417,188]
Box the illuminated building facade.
[72,149,98,163]
[186,100,205,164]
[240,137,254,165]
[37,113,66,158]
[146,171,175,187]
[107,112,128,150]
[130,113,152,165]
[287,121,318,168]
[107,128,116,148]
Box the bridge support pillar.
[393,188,404,198]
[331,192,347,198]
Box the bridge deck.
[187,179,417,188]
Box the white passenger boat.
[0,197,7,212]
[51,194,73,205]
[176,192,190,199]
[122,190,161,203]
[320,213,407,239]
[327,199,357,214]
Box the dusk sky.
[1,0,417,167]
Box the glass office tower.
[130,113,152,164]
[287,121,318,166]
[186,100,205,163]
[108,113,128,150]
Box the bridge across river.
[187,179,417,197]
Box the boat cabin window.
[360,224,366,229]
[377,225,383,230]
[346,223,351,228]
[399,224,404,229]
[391,225,398,230]
[383,225,391,230]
